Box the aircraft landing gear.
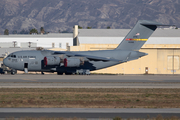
[41,72,44,75]
[65,72,72,75]
[57,72,63,75]
[11,69,17,75]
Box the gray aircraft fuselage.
[3,49,146,73]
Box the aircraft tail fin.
[116,20,171,51]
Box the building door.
[168,55,179,74]
[24,63,28,73]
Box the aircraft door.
[24,63,28,73]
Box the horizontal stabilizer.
[140,20,174,26]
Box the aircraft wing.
[53,51,122,62]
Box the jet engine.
[44,56,60,66]
[64,58,81,67]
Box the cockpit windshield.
[7,54,16,58]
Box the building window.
[59,43,62,48]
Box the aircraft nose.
[3,58,8,66]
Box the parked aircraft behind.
[3,20,171,75]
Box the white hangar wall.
[0,33,73,49]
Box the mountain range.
[0,0,180,34]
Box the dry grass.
[0,88,180,108]
[5,117,86,120]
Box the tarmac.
[0,108,180,118]
[0,74,180,88]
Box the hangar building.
[70,27,180,75]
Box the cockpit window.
[7,54,16,58]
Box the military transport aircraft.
[3,20,170,75]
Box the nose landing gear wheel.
[11,69,17,75]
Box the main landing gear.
[57,72,72,75]
[57,72,63,75]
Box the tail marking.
[126,38,148,41]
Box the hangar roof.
[0,33,73,38]
[78,29,180,37]
[78,29,180,45]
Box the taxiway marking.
[22,79,37,81]
[148,79,163,82]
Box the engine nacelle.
[64,58,81,67]
[44,56,60,66]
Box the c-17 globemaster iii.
[3,20,171,75]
